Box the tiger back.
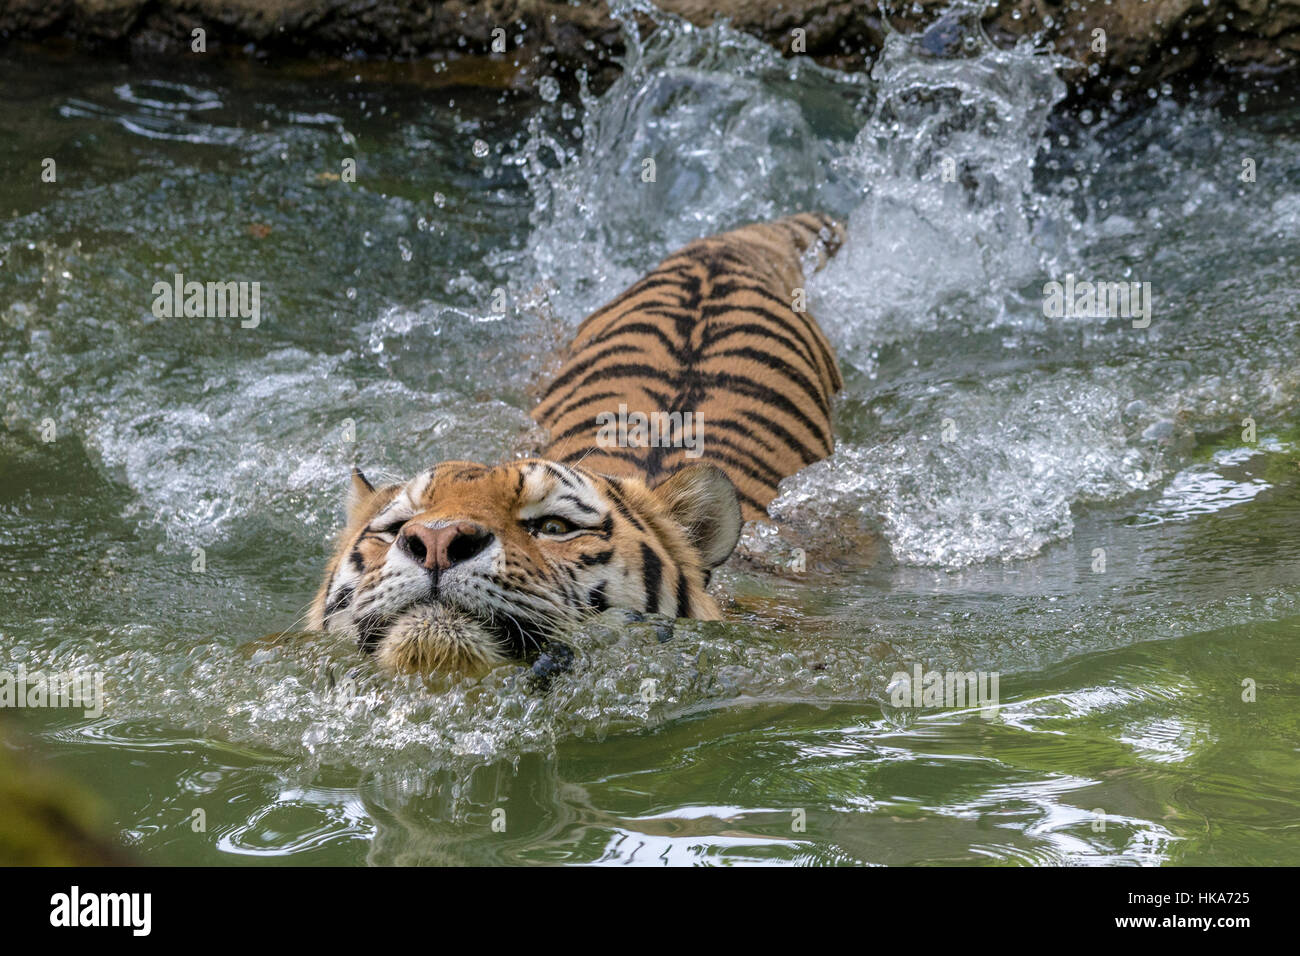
[532,212,845,520]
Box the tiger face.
[310,459,741,675]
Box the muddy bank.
[0,1,1296,104]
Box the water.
[1,6,1298,864]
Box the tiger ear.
[651,464,742,569]
[346,467,377,523]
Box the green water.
[22,621,1300,865]
[1,12,1298,866]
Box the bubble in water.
[472,139,490,158]
[537,76,560,103]
[514,13,867,319]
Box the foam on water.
[2,330,532,547]
[510,0,869,320]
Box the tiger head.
[309,460,741,675]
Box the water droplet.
[537,76,560,103]
[472,139,490,158]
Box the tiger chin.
[309,459,742,677]
[309,212,847,677]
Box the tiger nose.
[400,522,494,572]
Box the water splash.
[813,12,1077,361]
[510,1,868,321]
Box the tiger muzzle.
[398,522,494,584]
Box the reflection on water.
[0,5,1298,865]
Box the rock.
[0,1,1294,103]
[527,639,575,690]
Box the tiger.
[309,212,846,675]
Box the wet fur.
[310,460,740,675]
[311,213,844,674]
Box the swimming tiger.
[309,212,845,674]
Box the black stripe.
[546,416,617,449]
[536,344,643,409]
[544,389,624,426]
[693,437,785,485]
[640,542,662,615]
[560,493,599,514]
[640,446,777,495]
[738,406,824,465]
[574,447,770,513]
[705,415,780,454]
[589,320,688,357]
[602,477,648,532]
[697,250,774,284]
[542,462,578,489]
[539,364,674,426]
[562,445,646,466]
[547,361,681,405]
[710,345,831,417]
[574,271,699,331]
[586,581,609,613]
[675,569,691,618]
[700,298,822,373]
[324,582,355,618]
[704,321,821,378]
[709,281,838,378]
[703,369,831,451]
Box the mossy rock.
[0,723,129,865]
